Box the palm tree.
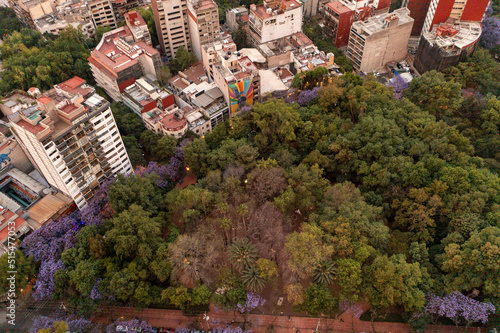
[242,266,266,293]
[237,204,248,231]
[313,260,337,285]
[229,238,257,271]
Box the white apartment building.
[152,0,191,60]
[248,0,303,45]
[187,0,220,59]
[9,77,132,209]
[88,0,117,29]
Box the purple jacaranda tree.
[236,292,266,313]
[21,215,76,262]
[297,87,319,106]
[30,315,96,333]
[78,180,113,226]
[424,292,496,328]
[212,326,252,333]
[481,16,500,50]
[106,319,155,333]
[89,278,103,300]
[387,75,410,100]
[32,259,65,300]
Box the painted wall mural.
[229,79,254,113]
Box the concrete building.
[226,6,248,32]
[187,0,220,60]
[8,77,133,209]
[151,0,191,60]
[56,1,95,37]
[125,10,152,45]
[111,0,139,24]
[7,0,54,29]
[122,77,175,118]
[298,0,318,17]
[142,104,188,138]
[0,207,32,256]
[168,62,230,129]
[346,8,414,72]
[88,24,162,101]
[202,35,237,81]
[248,0,303,46]
[87,0,117,29]
[420,0,489,36]
[323,0,391,48]
[402,0,432,36]
[414,21,481,74]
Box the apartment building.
[346,8,414,72]
[88,24,162,101]
[187,0,220,59]
[125,10,152,45]
[414,21,481,73]
[111,0,139,23]
[7,0,54,29]
[151,0,191,60]
[226,6,248,32]
[8,77,132,209]
[248,0,303,46]
[88,0,117,29]
[122,77,175,118]
[419,0,489,36]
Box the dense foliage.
[0,7,22,38]
[0,27,93,93]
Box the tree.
[94,25,111,43]
[438,226,500,300]
[0,250,35,295]
[154,135,178,163]
[105,204,163,265]
[299,283,336,316]
[255,258,278,282]
[108,174,165,215]
[157,66,172,87]
[285,223,334,278]
[0,7,22,38]
[123,136,146,167]
[317,79,343,112]
[138,7,159,47]
[242,266,266,292]
[481,16,500,49]
[335,258,362,299]
[247,167,287,203]
[106,319,154,333]
[424,292,496,328]
[232,23,250,49]
[229,238,258,271]
[252,99,302,148]
[312,260,337,285]
[169,46,198,74]
[404,70,463,119]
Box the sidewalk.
[94,303,487,333]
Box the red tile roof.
[326,1,353,14]
[0,214,26,241]
[37,95,53,105]
[16,120,46,135]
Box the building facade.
[8,77,132,209]
[421,0,489,35]
[125,10,152,45]
[187,0,220,59]
[87,0,117,29]
[248,0,303,46]
[151,0,191,60]
[324,1,355,48]
[88,23,162,101]
[346,8,414,72]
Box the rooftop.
[169,61,207,90]
[351,8,413,36]
[89,26,158,76]
[326,1,353,14]
[423,21,481,50]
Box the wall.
[258,6,302,44]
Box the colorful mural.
[229,79,254,113]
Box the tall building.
[8,77,132,209]
[187,0,220,59]
[403,0,432,36]
[403,0,490,36]
[87,0,117,29]
[111,0,139,23]
[346,8,414,72]
[151,0,191,60]
[324,0,391,48]
[88,23,162,101]
[248,0,303,46]
[414,21,481,73]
